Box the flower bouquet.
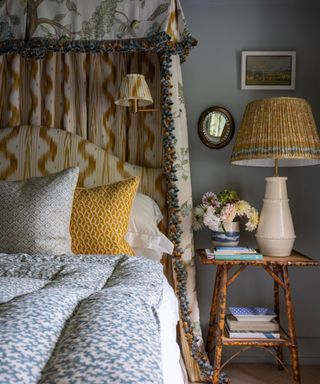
[193,189,259,246]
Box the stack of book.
[225,307,280,339]
[205,246,263,260]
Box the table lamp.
[231,97,320,256]
[115,74,158,113]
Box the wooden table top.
[197,249,319,266]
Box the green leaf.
[0,20,14,39]
[130,20,140,29]
[39,24,52,36]
[53,13,67,22]
[181,201,192,217]
[178,82,185,104]
[66,0,80,15]
[148,3,170,21]
[9,15,21,25]
[81,0,119,39]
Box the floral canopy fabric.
[0,1,228,383]
[0,0,191,57]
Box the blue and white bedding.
[0,253,165,384]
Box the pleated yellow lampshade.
[231,97,320,257]
[115,74,153,108]
[231,97,320,167]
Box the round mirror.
[198,107,235,149]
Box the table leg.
[273,266,284,370]
[212,265,228,384]
[282,266,301,384]
[206,265,222,355]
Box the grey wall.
[181,0,320,363]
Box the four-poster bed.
[0,1,229,383]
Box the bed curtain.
[0,1,217,382]
[0,51,163,167]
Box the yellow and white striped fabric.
[0,125,166,218]
[0,52,162,168]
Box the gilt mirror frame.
[198,106,235,149]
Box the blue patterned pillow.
[0,167,79,255]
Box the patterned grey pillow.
[0,167,79,255]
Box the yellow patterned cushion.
[70,177,139,255]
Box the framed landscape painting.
[241,51,296,90]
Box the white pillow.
[125,193,174,259]
[132,248,164,262]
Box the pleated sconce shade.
[231,97,320,256]
[115,74,153,108]
[231,97,320,167]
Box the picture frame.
[241,51,296,90]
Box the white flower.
[203,206,221,231]
[220,203,237,223]
[235,200,251,217]
[245,207,259,231]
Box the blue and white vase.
[211,221,240,247]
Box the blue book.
[214,253,263,260]
[214,246,257,254]
[205,249,263,260]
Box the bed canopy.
[0,1,227,382]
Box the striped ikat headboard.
[0,125,166,217]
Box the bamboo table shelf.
[197,249,319,384]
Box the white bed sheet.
[158,276,185,384]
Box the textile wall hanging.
[0,51,162,167]
[0,1,230,383]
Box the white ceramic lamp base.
[255,177,296,257]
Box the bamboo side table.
[197,249,319,384]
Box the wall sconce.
[115,74,159,113]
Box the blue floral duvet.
[0,253,164,384]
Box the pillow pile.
[0,168,173,260]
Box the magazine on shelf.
[225,323,280,339]
[205,248,263,260]
[226,315,279,332]
[229,306,276,321]
[214,246,258,254]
